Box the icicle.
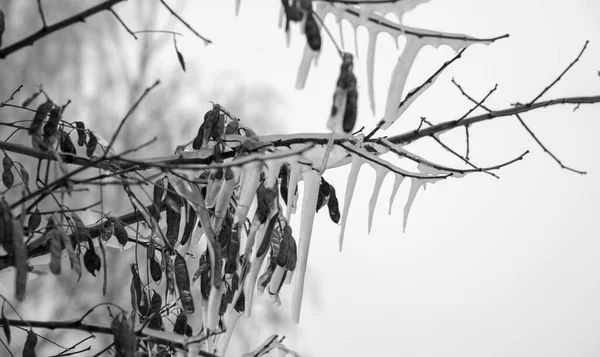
[292,170,321,324]
[366,28,378,114]
[353,23,360,59]
[403,178,424,232]
[206,283,223,333]
[269,266,286,295]
[388,174,405,215]
[338,18,345,49]
[338,154,365,251]
[216,309,242,356]
[367,165,388,233]
[286,159,304,220]
[245,250,268,316]
[296,44,318,89]
[235,161,262,224]
[382,36,423,129]
[285,269,294,284]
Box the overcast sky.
[172,1,600,356]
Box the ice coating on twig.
[367,164,388,233]
[388,174,405,215]
[292,170,321,324]
[235,161,262,224]
[339,154,365,251]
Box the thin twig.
[0,85,23,107]
[429,134,499,178]
[109,8,137,40]
[36,0,47,28]
[457,83,497,122]
[158,0,212,44]
[313,11,343,58]
[515,114,586,174]
[106,80,160,153]
[529,41,589,105]
[134,30,183,36]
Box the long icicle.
[339,154,364,251]
[367,165,388,233]
[292,169,321,324]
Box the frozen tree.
[0,0,598,356]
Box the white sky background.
[0,1,598,356]
[172,1,600,356]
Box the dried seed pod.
[0,10,3,48]
[150,256,162,282]
[19,166,29,189]
[150,177,165,222]
[2,168,13,189]
[72,213,91,242]
[111,312,135,357]
[29,101,53,135]
[304,14,321,51]
[49,229,63,275]
[327,185,341,223]
[286,234,297,271]
[343,86,358,133]
[174,253,194,313]
[257,265,275,296]
[165,184,182,247]
[113,219,128,247]
[58,227,80,277]
[74,122,86,146]
[83,238,101,276]
[22,330,38,357]
[212,113,225,140]
[100,220,114,241]
[86,132,97,158]
[28,208,41,233]
[130,265,142,312]
[192,123,205,150]
[173,311,190,335]
[148,291,164,330]
[164,250,176,297]
[234,291,245,313]
[180,206,197,246]
[0,200,14,253]
[225,223,240,274]
[257,214,278,258]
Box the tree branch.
[0,0,126,59]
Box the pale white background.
[173,1,600,357]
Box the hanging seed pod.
[164,250,176,297]
[130,265,142,313]
[75,122,86,146]
[83,238,101,276]
[58,227,80,277]
[343,86,358,133]
[225,223,240,274]
[148,291,164,330]
[257,214,278,258]
[138,290,150,318]
[49,229,63,275]
[165,184,182,247]
[0,200,14,254]
[113,219,128,247]
[19,166,29,189]
[286,235,297,271]
[11,217,28,301]
[198,252,211,299]
[2,155,13,189]
[173,311,188,335]
[304,14,321,51]
[111,312,135,357]
[211,113,225,140]
[180,206,197,246]
[150,256,162,282]
[173,253,194,313]
[29,101,53,135]
[327,185,340,223]
[21,90,41,108]
[150,291,162,313]
[150,177,165,222]
[192,122,205,150]
[28,208,41,233]
[22,330,38,357]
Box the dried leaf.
[83,241,101,277]
[180,206,197,246]
[225,119,239,134]
[113,219,128,246]
[42,107,61,141]
[111,313,135,357]
[12,218,28,301]
[150,256,162,282]
[130,265,142,312]
[86,131,97,158]
[173,36,186,72]
[72,213,91,242]
[174,253,194,313]
[0,200,14,253]
[192,123,205,150]
[27,209,41,233]
[75,122,86,146]
[165,184,182,247]
[19,166,29,190]
[59,130,76,156]
[151,178,165,222]
[49,229,62,275]
[304,14,321,51]
[22,330,37,357]
[173,311,192,336]
[58,227,80,277]
[1,169,13,189]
